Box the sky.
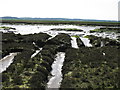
[0,0,119,21]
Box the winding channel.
[47,52,65,88]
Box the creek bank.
[2,33,72,89]
[26,33,71,88]
[2,32,51,88]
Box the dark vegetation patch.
[2,19,120,26]
[46,33,71,52]
[84,35,120,47]
[61,46,119,89]
[2,32,51,88]
[90,27,120,33]
[0,26,16,30]
[61,35,120,89]
[2,32,50,57]
[51,28,83,32]
[2,32,72,89]
[117,36,120,41]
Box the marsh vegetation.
[0,21,120,89]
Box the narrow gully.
[0,53,17,73]
[46,52,65,89]
[31,35,56,59]
[31,42,43,58]
[31,48,42,58]
[71,37,79,48]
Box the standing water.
[0,53,17,73]
[71,37,79,48]
[31,48,42,58]
[47,52,65,89]
[80,37,92,47]
[31,42,43,58]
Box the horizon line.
[1,16,119,21]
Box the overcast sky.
[0,0,119,20]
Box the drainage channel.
[0,53,17,73]
[71,37,79,48]
[80,37,92,47]
[31,42,43,58]
[46,52,65,89]
[31,48,42,58]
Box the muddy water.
[47,52,65,88]
[0,53,17,73]
[71,37,79,48]
[31,42,42,58]
[0,24,99,34]
[31,48,42,58]
[80,37,92,47]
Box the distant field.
[1,19,120,26]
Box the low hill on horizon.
[1,16,118,22]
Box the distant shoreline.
[1,19,120,27]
